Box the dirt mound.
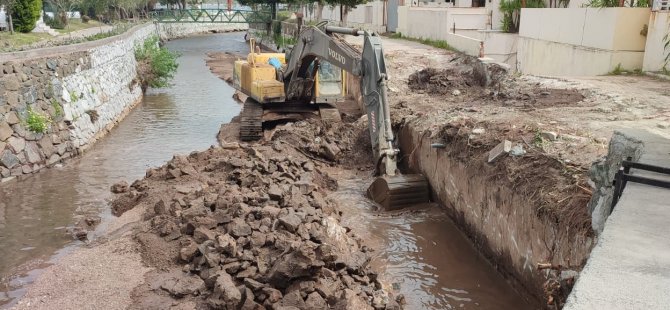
[408,67,480,95]
[111,141,399,309]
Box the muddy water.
[0,33,247,307]
[333,178,532,309]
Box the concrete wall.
[518,8,651,76]
[642,11,670,72]
[0,22,245,182]
[397,7,489,40]
[0,6,7,29]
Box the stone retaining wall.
[0,22,246,182]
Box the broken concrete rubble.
[111,141,397,309]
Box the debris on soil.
[114,137,398,308]
[111,180,130,193]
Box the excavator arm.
[282,25,398,176]
[279,25,429,209]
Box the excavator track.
[239,99,263,141]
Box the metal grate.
[653,0,669,11]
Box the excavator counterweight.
[235,25,430,209]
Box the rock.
[561,134,587,143]
[2,76,20,91]
[510,144,526,157]
[451,89,461,96]
[250,231,266,247]
[305,291,327,309]
[180,242,199,261]
[278,214,301,233]
[110,181,129,193]
[471,128,485,135]
[260,205,281,219]
[657,122,669,129]
[276,290,306,309]
[222,142,240,150]
[268,184,283,201]
[488,140,511,163]
[47,154,60,166]
[267,249,320,287]
[262,287,283,303]
[21,164,32,174]
[7,137,25,153]
[321,143,341,161]
[303,161,315,171]
[38,135,55,157]
[0,122,12,141]
[235,266,257,279]
[243,278,265,291]
[335,289,374,310]
[24,142,42,164]
[5,112,19,125]
[213,271,242,306]
[540,131,558,141]
[216,234,238,255]
[181,165,198,176]
[0,150,20,169]
[194,227,217,243]
[160,274,206,297]
[228,218,252,237]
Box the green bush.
[26,108,50,133]
[135,36,180,91]
[44,13,66,30]
[12,0,43,33]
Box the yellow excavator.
[233,24,429,210]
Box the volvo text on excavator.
[232,24,429,210]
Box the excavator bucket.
[367,174,430,210]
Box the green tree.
[499,0,543,33]
[11,0,42,33]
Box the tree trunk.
[316,2,323,20]
[341,5,348,25]
[8,11,14,34]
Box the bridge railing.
[149,9,272,24]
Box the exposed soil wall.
[395,121,595,306]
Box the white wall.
[643,11,670,72]
[518,8,651,76]
[303,1,387,33]
[397,7,488,40]
[0,6,7,29]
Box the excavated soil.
[110,136,399,309]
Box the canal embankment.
[0,22,246,182]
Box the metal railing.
[653,0,669,11]
[149,9,272,24]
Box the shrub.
[44,12,66,29]
[135,36,179,91]
[26,108,50,133]
[12,0,43,33]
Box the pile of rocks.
[112,144,399,309]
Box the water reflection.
[0,32,247,307]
